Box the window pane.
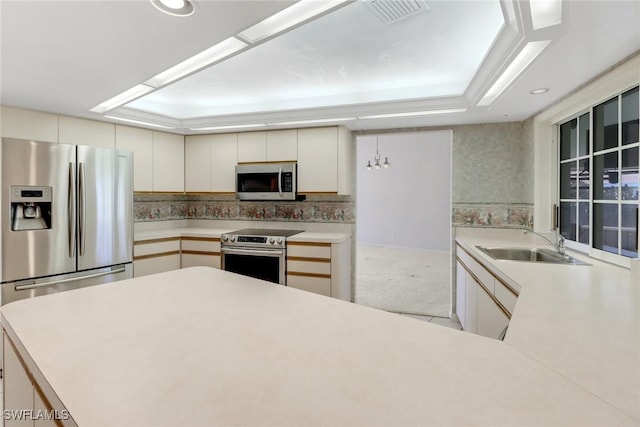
[578,158,590,200]
[578,113,590,156]
[560,162,577,199]
[622,87,639,145]
[621,204,638,257]
[578,202,590,244]
[560,202,576,241]
[560,119,577,160]
[593,152,618,200]
[593,203,618,254]
[594,97,619,152]
[622,147,638,200]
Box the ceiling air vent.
[364,0,430,25]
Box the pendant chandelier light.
[366,136,390,170]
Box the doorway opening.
[355,131,452,317]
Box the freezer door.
[1,139,77,282]
[77,145,133,271]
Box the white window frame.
[533,55,640,269]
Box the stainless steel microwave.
[236,162,297,200]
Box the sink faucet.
[523,229,566,255]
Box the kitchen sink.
[476,246,590,265]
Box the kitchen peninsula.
[2,235,640,427]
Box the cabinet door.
[464,271,478,334]
[1,106,59,142]
[237,131,266,163]
[152,131,184,192]
[116,125,153,191]
[455,261,467,330]
[267,129,297,161]
[3,334,34,427]
[211,133,238,192]
[297,127,338,193]
[185,135,212,192]
[59,116,115,148]
[477,285,510,339]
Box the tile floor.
[356,243,451,317]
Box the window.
[559,86,639,262]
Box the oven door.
[221,246,286,285]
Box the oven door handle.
[221,247,284,257]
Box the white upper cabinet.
[115,125,153,192]
[1,106,58,143]
[185,135,212,192]
[152,131,184,192]
[267,129,297,161]
[298,126,352,194]
[237,131,266,163]
[211,133,238,193]
[59,116,115,148]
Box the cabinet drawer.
[287,259,331,275]
[494,279,518,315]
[134,238,181,258]
[287,274,331,297]
[181,237,221,253]
[182,253,221,269]
[457,245,495,294]
[134,254,181,277]
[287,242,331,259]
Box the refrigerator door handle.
[78,162,86,256]
[68,162,76,258]
[14,266,127,291]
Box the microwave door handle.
[278,167,283,197]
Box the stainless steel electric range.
[220,228,304,285]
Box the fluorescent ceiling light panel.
[104,115,175,129]
[269,117,356,126]
[478,40,551,106]
[90,84,154,113]
[190,123,267,131]
[237,0,352,43]
[145,37,248,88]
[529,0,562,30]
[358,108,467,119]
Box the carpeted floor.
[355,243,451,317]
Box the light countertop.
[2,266,638,426]
[455,227,640,420]
[134,227,350,244]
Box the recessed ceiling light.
[150,0,195,17]
[530,88,549,95]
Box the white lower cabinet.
[133,237,181,277]
[286,238,351,301]
[455,244,518,340]
[3,334,66,426]
[181,237,221,269]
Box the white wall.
[356,130,452,252]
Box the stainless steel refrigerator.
[0,138,133,305]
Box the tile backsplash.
[134,193,355,224]
[452,203,533,228]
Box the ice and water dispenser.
[10,186,52,231]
